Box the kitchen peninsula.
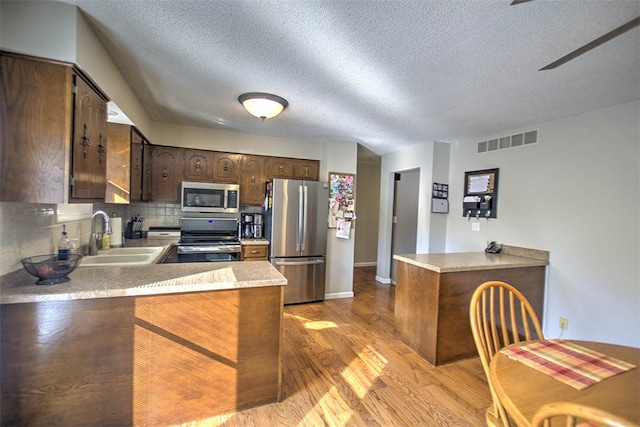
[0,260,287,426]
[393,245,548,366]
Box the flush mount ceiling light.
[238,92,288,121]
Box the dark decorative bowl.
[21,254,83,285]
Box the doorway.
[390,169,420,283]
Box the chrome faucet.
[89,210,112,255]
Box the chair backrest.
[469,280,544,427]
[531,402,639,427]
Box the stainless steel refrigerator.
[264,179,329,304]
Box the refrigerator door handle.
[297,185,304,252]
[301,184,308,253]
[273,259,325,266]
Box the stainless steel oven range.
[177,218,241,263]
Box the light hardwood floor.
[188,267,491,426]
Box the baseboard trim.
[324,292,354,300]
[375,276,391,284]
[354,262,377,267]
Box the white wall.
[150,122,323,160]
[323,141,358,299]
[446,100,639,347]
[376,141,449,283]
[0,1,77,62]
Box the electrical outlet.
[472,222,480,232]
[559,317,569,330]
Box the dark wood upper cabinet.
[240,155,266,206]
[142,138,152,201]
[151,146,182,203]
[294,159,320,181]
[183,149,213,182]
[212,152,240,183]
[1,53,322,206]
[266,157,295,180]
[130,128,144,202]
[70,73,108,201]
[1,52,111,204]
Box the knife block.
[124,222,142,239]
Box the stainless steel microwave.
[180,181,240,213]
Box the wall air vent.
[477,130,538,154]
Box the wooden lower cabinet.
[395,262,545,366]
[241,244,269,261]
[1,286,283,426]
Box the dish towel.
[501,339,636,390]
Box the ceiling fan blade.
[510,0,535,5]
[540,16,640,70]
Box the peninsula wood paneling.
[395,262,545,366]
[1,286,283,426]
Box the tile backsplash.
[0,202,89,275]
[0,200,251,275]
[0,202,184,276]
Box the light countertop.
[1,236,285,304]
[240,239,269,246]
[393,247,548,273]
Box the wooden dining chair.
[469,280,544,427]
[531,402,639,427]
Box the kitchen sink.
[79,246,165,267]
[105,247,164,256]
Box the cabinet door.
[71,73,107,200]
[105,123,131,203]
[266,157,294,180]
[240,155,266,206]
[183,149,213,182]
[130,129,144,202]
[1,53,72,203]
[142,141,152,201]
[212,152,240,183]
[294,159,320,181]
[151,146,182,202]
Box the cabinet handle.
[251,175,255,184]
[98,134,105,164]
[82,124,90,159]
[195,159,201,170]
[250,250,259,254]
[223,166,229,172]
[279,165,284,174]
[163,167,168,181]
[305,167,309,177]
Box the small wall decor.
[463,168,499,219]
[431,182,449,214]
[328,172,356,232]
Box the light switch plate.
[472,222,480,232]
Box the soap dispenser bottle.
[58,225,70,260]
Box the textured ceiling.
[63,0,639,155]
